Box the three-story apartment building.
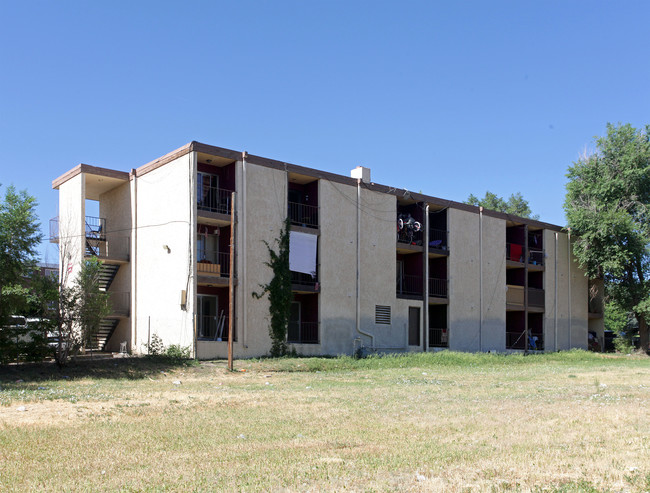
[51,142,599,358]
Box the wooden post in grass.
[228,192,235,371]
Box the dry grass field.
[1,351,649,492]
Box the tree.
[564,123,650,353]
[466,191,539,219]
[46,253,110,366]
[0,185,41,325]
[75,257,110,351]
[252,218,292,357]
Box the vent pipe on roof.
[351,166,371,183]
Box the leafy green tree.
[252,218,292,357]
[565,123,650,353]
[465,191,539,219]
[0,185,41,325]
[75,257,110,351]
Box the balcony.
[429,327,449,348]
[528,288,545,309]
[506,242,545,267]
[529,249,544,266]
[287,321,319,344]
[197,185,233,216]
[107,291,130,317]
[197,251,230,278]
[397,274,423,297]
[506,285,525,307]
[428,228,448,251]
[291,271,319,292]
[288,202,318,229]
[198,315,230,341]
[429,278,448,298]
[49,215,106,242]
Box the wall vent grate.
[375,305,391,325]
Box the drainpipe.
[554,232,558,351]
[355,178,374,349]
[241,151,248,348]
[130,169,138,354]
[479,206,483,352]
[424,205,429,351]
[567,228,571,349]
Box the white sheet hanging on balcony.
[289,231,317,276]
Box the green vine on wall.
[252,218,292,357]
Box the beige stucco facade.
[52,141,594,358]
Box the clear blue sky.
[1,1,648,262]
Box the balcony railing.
[107,291,130,317]
[428,327,449,348]
[397,274,423,296]
[506,242,545,266]
[288,202,318,229]
[287,321,319,344]
[506,330,544,350]
[49,216,106,242]
[198,314,230,340]
[397,229,423,246]
[86,236,130,260]
[197,185,233,215]
[528,288,545,308]
[428,229,448,250]
[506,330,526,350]
[429,278,448,298]
[291,271,319,290]
[506,285,525,305]
[529,249,544,266]
[197,251,230,277]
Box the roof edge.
[52,164,129,190]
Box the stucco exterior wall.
[480,215,506,352]
[448,208,481,351]
[57,174,85,286]
[544,231,588,351]
[318,179,358,355]
[134,155,194,353]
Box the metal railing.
[429,278,448,298]
[428,229,448,250]
[506,330,544,351]
[288,202,319,229]
[506,243,545,266]
[529,249,544,266]
[397,229,423,246]
[506,330,526,350]
[49,216,106,242]
[198,315,230,340]
[291,271,318,288]
[107,291,130,317]
[85,216,106,240]
[428,327,449,348]
[197,250,230,277]
[87,236,130,260]
[397,274,423,296]
[197,185,233,215]
[528,288,545,308]
[287,321,319,344]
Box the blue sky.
[1,1,648,262]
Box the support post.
[228,191,236,371]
